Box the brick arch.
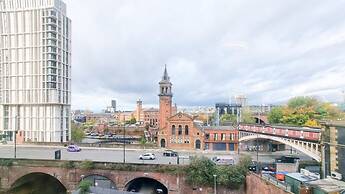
[80,173,117,189]
[7,167,69,189]
[124,176,168,193]
[10,172,67,193]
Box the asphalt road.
[0,145,312,165]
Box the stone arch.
[160,139,166,148]
[195,139,201,149]
[125,177,168,194]
[81,174,117,189]
[9,172,67,194]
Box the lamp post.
[14,113,19,159]
[123,117,126,164]
[213,174,217,194]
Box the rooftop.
[307,178,345,192]
[286,172,319,182]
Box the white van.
[212,156,235,165]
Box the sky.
[65,0,345,111]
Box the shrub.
[80,160,94,170]
[61,161,75,169]
[79,180,92,194]
[0,159,13,167]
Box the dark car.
[163,150,178,157]
[248,165,257,172]
[275,156,299,163]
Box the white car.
[139,153,156,160]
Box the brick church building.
[157,66,238,151]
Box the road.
[0,145,312,165]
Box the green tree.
[125,117,136,125]
[79,180,92,194]
[268,107,284,124]
[186,156,216,186]
[220,113,237,123]
[242,108,255,123]
[71,123,85,143]
[139,136,147,149]
[287,96,318,109]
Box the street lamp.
[14,113,19,159]
[213,174,217,194]
[123,118,126,164]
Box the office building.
[0,0,71,142]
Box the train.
[238,124,320,142]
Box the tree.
[287,96,318,109]
[71,123,85,143]
[186,156,216,186]
[268,107,284,124]
[125,117,136,125]
[139,136,147,149]
[242,108,255,123]
[267,96,344,126]
[220,113,237,123]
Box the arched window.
[178,125,182,135]
[195,139,201,149]
[172,125,175,135]
[185,125,189,135]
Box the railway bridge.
[239,124,321,162]
[0,158,211,194]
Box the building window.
[172,125,175,135]
[230,133,234,141]
[214,133,218,141]
[221,133,226,141]
[185,125,189,135]
[205,133,210,140]
[178,125,182,135]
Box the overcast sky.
[65,0,345,111]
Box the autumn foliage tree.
[268,96,344,127]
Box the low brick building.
[202,126,238,151]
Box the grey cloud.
[65,0,345,111]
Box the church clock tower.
[158,65,173,130]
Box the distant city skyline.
[66,0,345,111]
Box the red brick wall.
[246,173,292,194]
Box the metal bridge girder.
[239,131,321,162]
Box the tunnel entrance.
[125,177,168,194]
[9,172,67,194]
[82,174,116,189]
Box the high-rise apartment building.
[0,0,71,142]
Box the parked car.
[163,150,178,157]
[67,144,81,152]
[139,153,156,160]
[275,156,299,163]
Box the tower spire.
[162,64,169,81]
